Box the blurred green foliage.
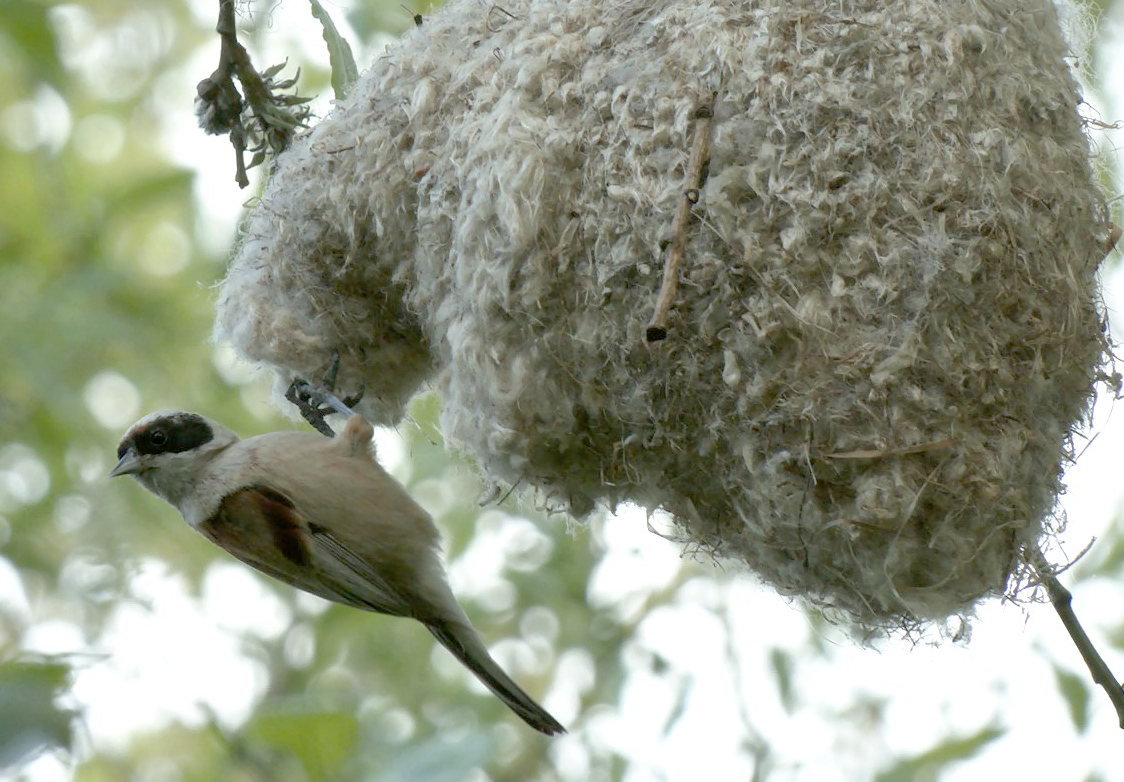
[873,725,1005,782]
[0,658,75,769]
[0,1,616,778]
[1,1,1122,781]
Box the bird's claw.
[284,350,365,437]
[285,379,336,436]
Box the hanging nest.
[214,0,1115,633]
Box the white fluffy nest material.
[215,0,1114,631]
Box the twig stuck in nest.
[195,0,311,187]
[646,92,717,342]
[825,438,956,460]
[1030,545,1124,729]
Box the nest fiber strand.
[216,0,1112,630]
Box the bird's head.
[111,411,239,509]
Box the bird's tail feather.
[426,620,566,735]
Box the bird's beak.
[109,447,141,478]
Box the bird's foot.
[284,350,364,437]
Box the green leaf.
[0,1,63,89]
[381,731,497,782]
[875,724,1005,782]
[246,707,359,780]
[663,671,689,737]
[1053,665,1091,733]
[308,0,359,101]
[768,647,795,712]
[0,658,76,770]
[104,169,196,219]
[1076,514,1124,579]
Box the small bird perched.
[111,409,565,735]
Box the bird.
[110,409,565,735]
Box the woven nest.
[214,0,1114,632]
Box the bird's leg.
[284,349,365,437]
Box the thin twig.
[824,437,956,460]
[721,589,773,779]
[1029,545,1124,729]
[495,476,524,506]
[646,92,717,342]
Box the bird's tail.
[426,620,566,735]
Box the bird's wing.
[304,521,417,617]
[201,428,462,623]
[197,484,414,616]
[195,433,567,733]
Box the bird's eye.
[149,430,168,446]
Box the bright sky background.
[4,0,1124,779]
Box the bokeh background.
[1,1,1123,780]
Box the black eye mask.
[122,414,214,458]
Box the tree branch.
[1029,544,1124,729]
